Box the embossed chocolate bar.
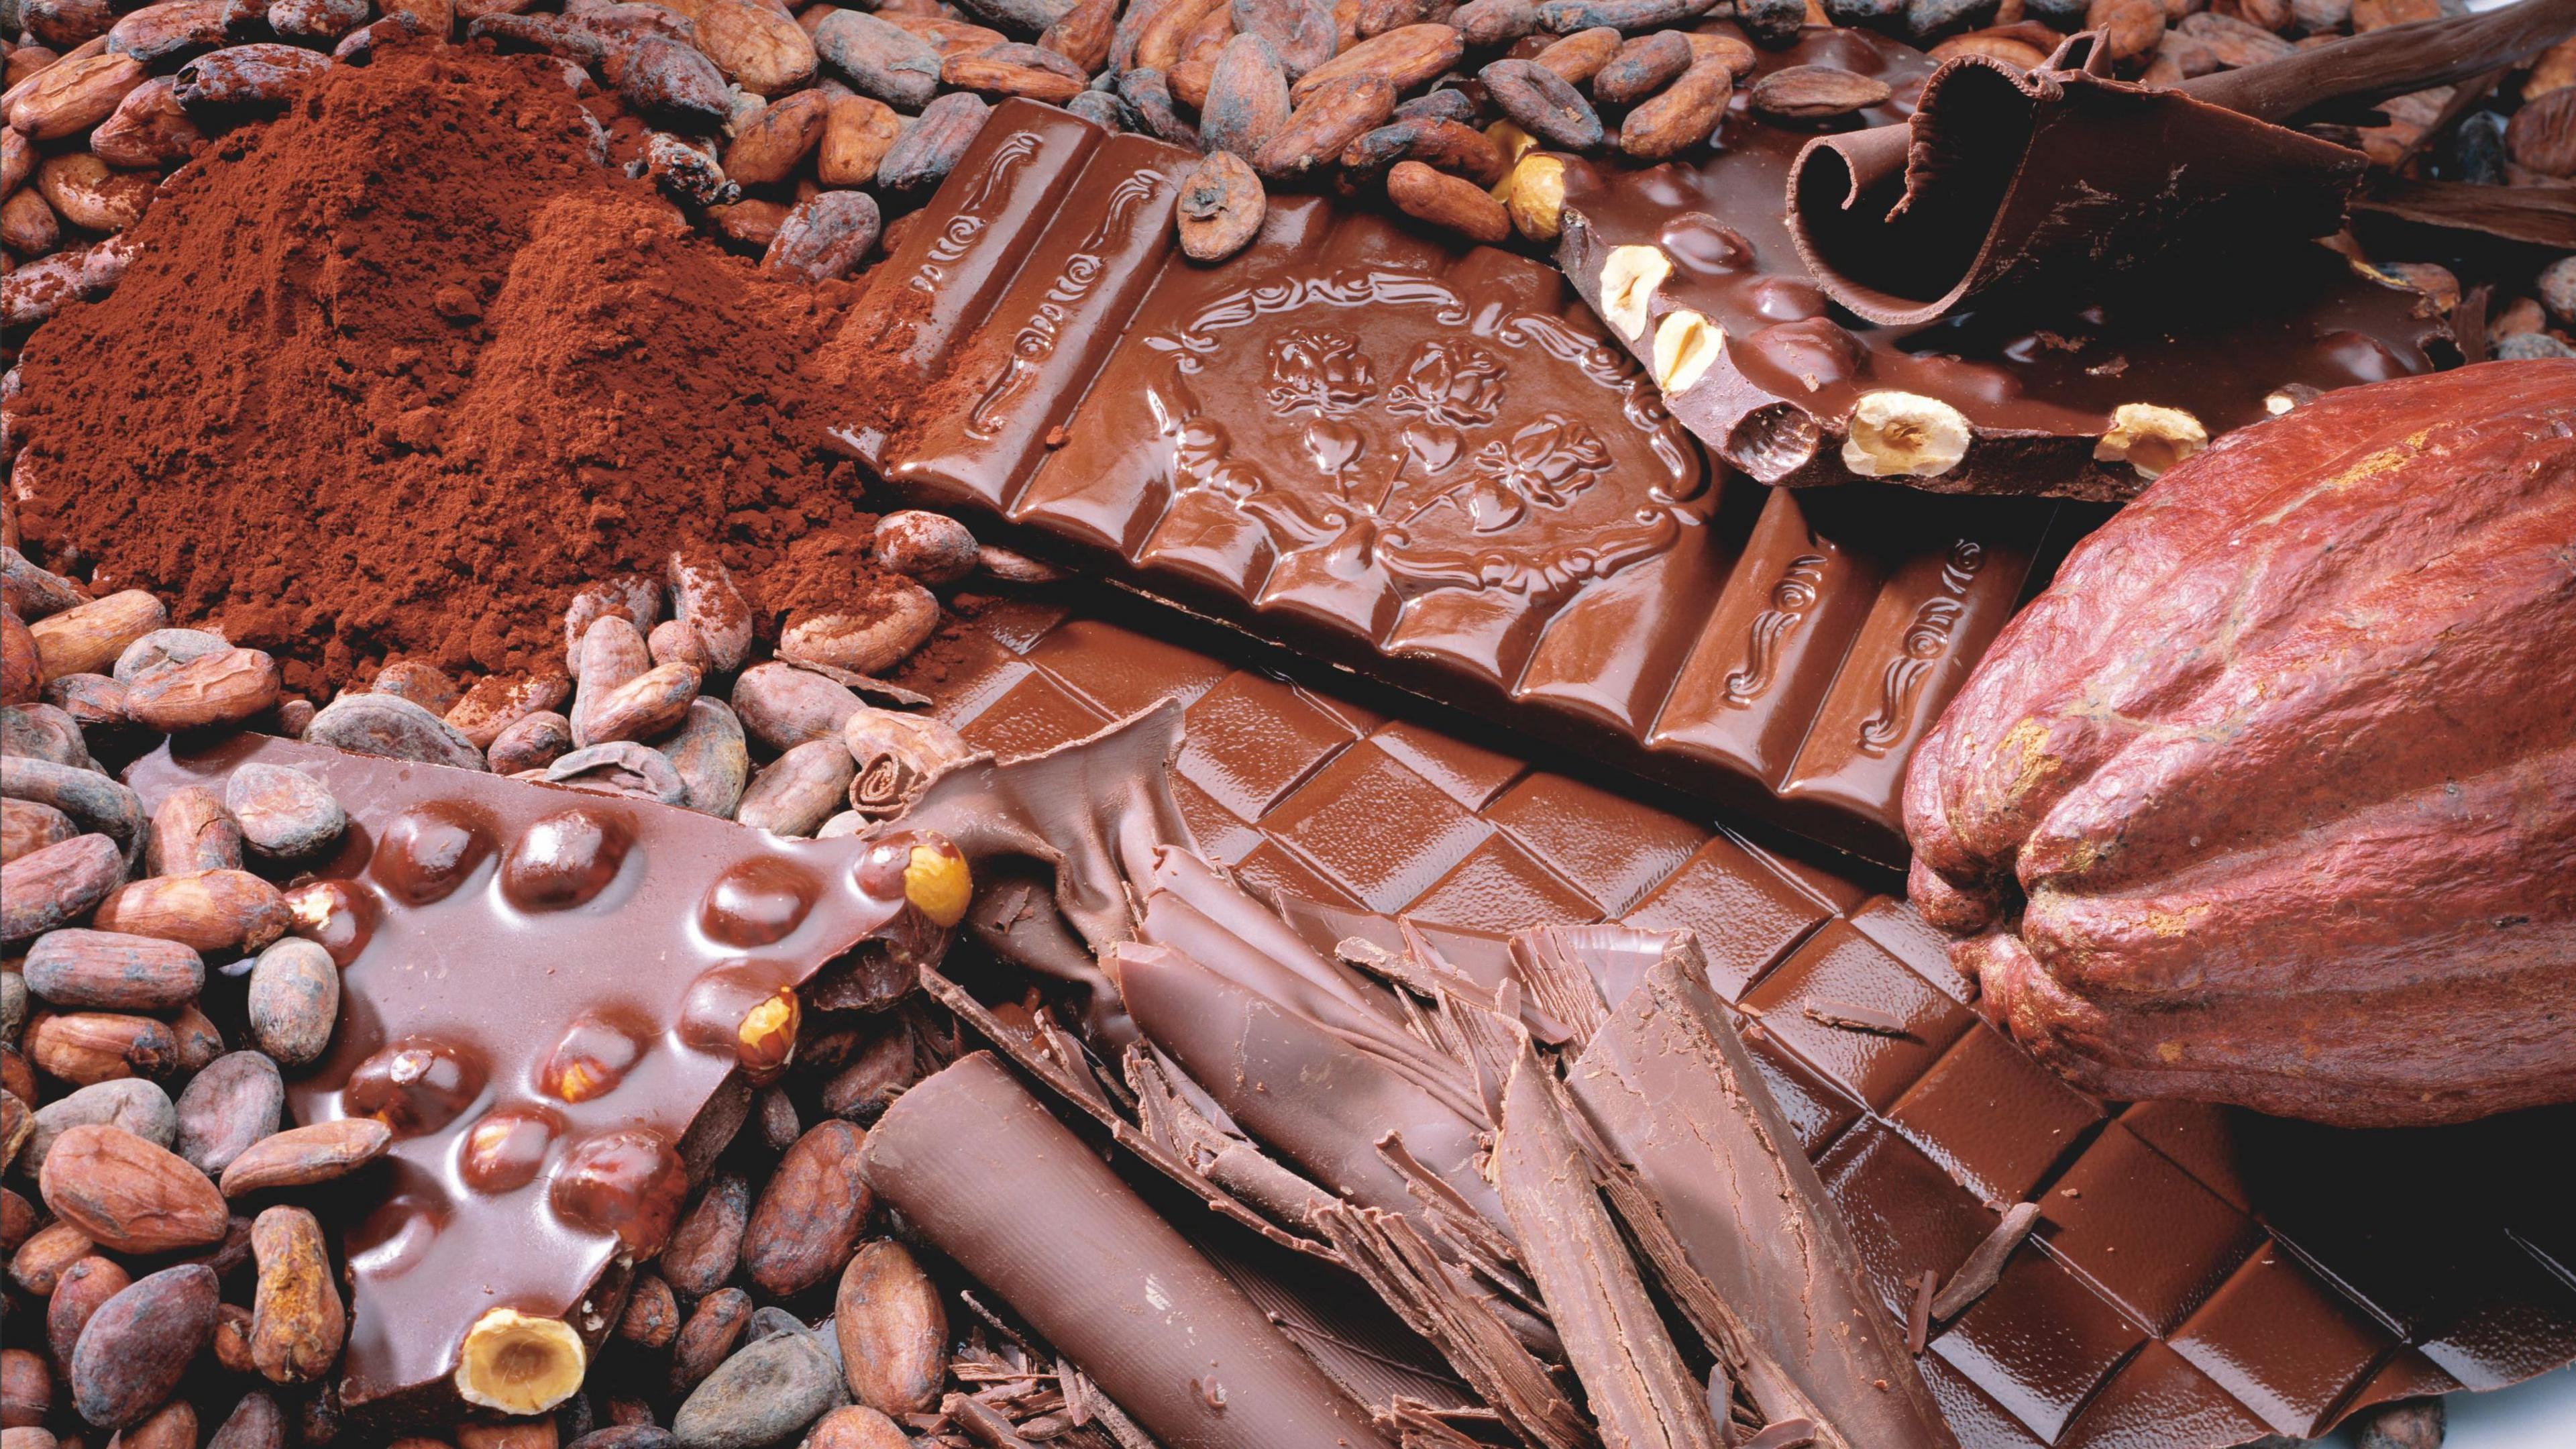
[830,99,2067,862]
[1556,25,2453,501]
[123,734,959,1423]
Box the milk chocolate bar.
[123,734,958,1421]
[897,596,2576,1449]
[835,99,2069,862]
[1556,25,2451,501]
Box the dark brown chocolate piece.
[1556,25,2450,501]
[856,1051,1398,1449]
[124,735,952,1420]
[835,99,2072,861]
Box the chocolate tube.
[124,734,951,1422]
[1564,941,1955,1449]
[857,1052,1397,1449]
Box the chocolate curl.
[857,1053,1399,1449]
[1789,0,2576,325]
[1788,34,2361,326]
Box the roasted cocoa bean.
[171,42,328,118]
[671,1328,843,1449]
[1,796,74,863]
[1199,32,1289,157]
[1340,114,1503,182]
[25,1080,178,1179]
[242,938,337,1067]
[204,1391,281,1449]
[1,704,94,767]
[729,663,863,750]
[659,698,749,818]
[172,1051,283,1176]
[724,85,827,183]
[39,1125,226,1254]
[5,52,142,140]
[303,693,488,771]
[672,0,816,94]
[487,710,576,775]
[23,930,202,1012]
[109,1398,196,1449]
[110,628,227,684]
[223,763,343,859]
[570,614,651,749]
[93,869,289,955]
[1619,53,1727,157]
[945,40,1088,103]
[220,1119,389,1197]
[1532,0,1709,25]
[580,662,701,746]
[445,672,572,749]
[736,741,857,839]
[834,1240,943,1415]
[144,786,239,876]
[619,32,732,126]
[1117,66,1199,147]
[661,1173,749,1298]
[800,1407,907,1449]
[168,1003,223,1075]
[368,659,461,715]
[248,1205,341,1384]
[743,1120,870,1297]
[1386,158,1509,241]
[39,674,127,730]
[1253,73,1395,178]
[68,1265,218,1429]
[877,89,990,190]
[266,0,366,39]
[1479,56,1601,148]
[48,1255,130,1366]
[1747,62,1891,118]
[1036,0,1115,70]
[4,755,143,853]
[618,1272,682,1348]
[810,9,940,107]
[25,590,164,680]
[669,1287,753,1396]
[763,190,879,281]
[814,92,901,184]
[1,835,125,944]
[1533,23,1617,82]
[11,1220,93,1295]
[562,575,661,673]
[541,741,690,805]
[0,550,86,621]
[0,190,61,258]
[1453,0,1536,42]
[25,1010,175,1084]
[1290,21,1459,102]
[1174,148,1265,259]
[1593,26,1688,101]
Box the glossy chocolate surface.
[124,735,938,1415]
[898,594,2576,1448]
[1556,25,2451,498]
[839,99,2072,862]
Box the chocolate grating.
[841,99,2078,865]
[900,592,2576,1449]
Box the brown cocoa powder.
[10,42,892,697]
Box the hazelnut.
[1597,244,1672,343]
[901,841,971,928]
[2092,402,2207,479]
[453,1308,586,1415]
[1841,391,1973,478]
[1497,154,1566,244]
[735,989,800,1081]
[1652,308,1724,396]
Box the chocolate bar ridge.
[835,99,2070,863]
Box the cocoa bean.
[723,86,827,183]
[619,32,732,126]
[945,40,1087,103]
[368,659,460,714]
[68,1265,217,1429]
[49,1255,131,1366]
[777,584,938,676]
[168,1003,222,1075]
[2508,86,2576,177]
[763,190,879,282]
[242,938,336,1067]
[220,1119,388,1197]
[78,75,200,167]
[1174,148,1265,260]
[715,196,791,252]
[1340,114,1503,183]
[818,1025,918,1120]
[1,796,75,863]
[487,710,576,775]
[170,43,327,119]
[810,9,940,108]
[3,623,31,712]
[729,663,862,751]
[755,1081,801,1148]
[0,980,21,1047]
[172,1051,282,1175]
[1532,0,1709,26]
[1386,158,1508,241]
[0,1091,27,1173]
[23,930,201,1011]
[0,190,60,258]
[562,576,661,673]
[834,1240,943,1415]
[801,1407,907,1449]
[877,90,990,190]
[1064,87,1132,130]
[445,672,571,749]
[1533,23,1617,83]
[223,763,343,860]
[34,154,152,234]
[303,692,488,771]
[1357,0,1425,35]
[1593,26,1688,101]
[659,698,749,818]
[666,0,816,94]
[579,661,701,746]
[1736,0,1802,38]
[40,1125,225,1254]
[1116,66,1199,148]
[877,11,1006,61]
[1230,0,1334,76]
[1,703,93,767]
[276,698,315,736]
[736,741,857,838]
[25,1081,178,1179]
[1746,62,1890,119]
[869,512,978,586]
[25,590,162,681]
[669,1287,753,1396]
[951,0,1075,33]
[109,1400,196,1449]
[570,615,651,747]
[1132,0,1224,70]
[541,741,690,805]
[1290,21,1459,102]
[1452,0,1534,42]
[204,1391,280,1449]
[42,674,129,730]
[1036,0,1114,71]
[3,755,143,853]
[4,52,141,140]
[1,835,124,943]
[25,1010,174,1083]
[663,1173,750,1298]
[742,1120,869,1297]
[1198,32,1289,157]
[93,869,289,955]
[144,786,241,875]
[1479,56,1600,148]
[0,252,85,330]
[814,92,901,184]
[618,1272,682,1348]
[1394,92,1480,129]
[247,1205,341,1384]
[266,0,365,38]
[0,549,86,621]
[1253,73,1395,178]
[649,618,711,667]
[23,0,113,48]
[1619,53,1727,157]
[671,1328,843,1449]
[11,1220,93,1295]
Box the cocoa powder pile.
[9,44,881,697]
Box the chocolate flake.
[1905,1271,1937,1356]
[1800,1001,1917,1038]
[1927,1201,2043,1322]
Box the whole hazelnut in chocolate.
[458,1108,560,1195]
[550,1128,688,1254]
[698,856,820,947]
[500,808,634,911]
[871,511,979,586]
[343,1037,488,1136]
[374,801,496,906]
[539,1012,646,1104]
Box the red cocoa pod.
[40,1125,225,1254]
[22,930,204,1011]
[742,1120,871,1297]
[68,1265,219,1429]
[1,835,125,944]
[1479,56,1601,148]
[1199,32,1289,157]
[26,590,164,681]
[763,190,879,282]
[1175,148,1265,260]
[722,85,827,184]
[661,1173,750,1298]
[144,786,241,875]
[170,42,329,118]
[487,710,576,775]
[445,672,572,750]
[1618,54,1728,158]
[834,1240,944,1415]
[122,648,282,732]
[1339,114,1503,184]
[1253,73,1397,178]
[2,797,76,863]
[1386,158,1509,241]
[219,1120,390,1197]
[92,870,288,955]
[80,75,202,168]
[814,92,900,185]
[1532,23,1617,83]
[1593,26,1689,102]
[668,1287,752,1395]
[48,1255,130,1365]
[248,1205,341,1385]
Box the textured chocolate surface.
[838,99,2073,862]
[123,735,945,1415]
[1556,25,2451,499]
[901,592,2576,1448]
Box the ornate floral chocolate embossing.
[1722,553,1828,708]
[1384,341,1506,429]
[1266,329,1379,417]
[967,172,1166,437]
[1857,541,1984,755]
[906,132,1044,299]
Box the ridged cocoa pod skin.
[68,1265,219,1429]
[1904,362,2576,1129]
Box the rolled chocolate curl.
[1790,1,2576,325]
[857,1052,1398,1449]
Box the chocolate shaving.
[1741,1420,1821,1449]
[1928,1201,2043,1323]
[1799,1001,1917,1038]
[2350,178,2576,250]
[2182,0,2576,123]
[1905,1271,1937,1356]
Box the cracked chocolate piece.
[857,1051,1399,1449]
[125,733,957,1424]
[1556,24,2450,501]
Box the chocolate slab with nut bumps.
[835,98,2076,863]
[122,733,965,1424]
[892,594,2576,1449]
[1554,23,2453,500]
